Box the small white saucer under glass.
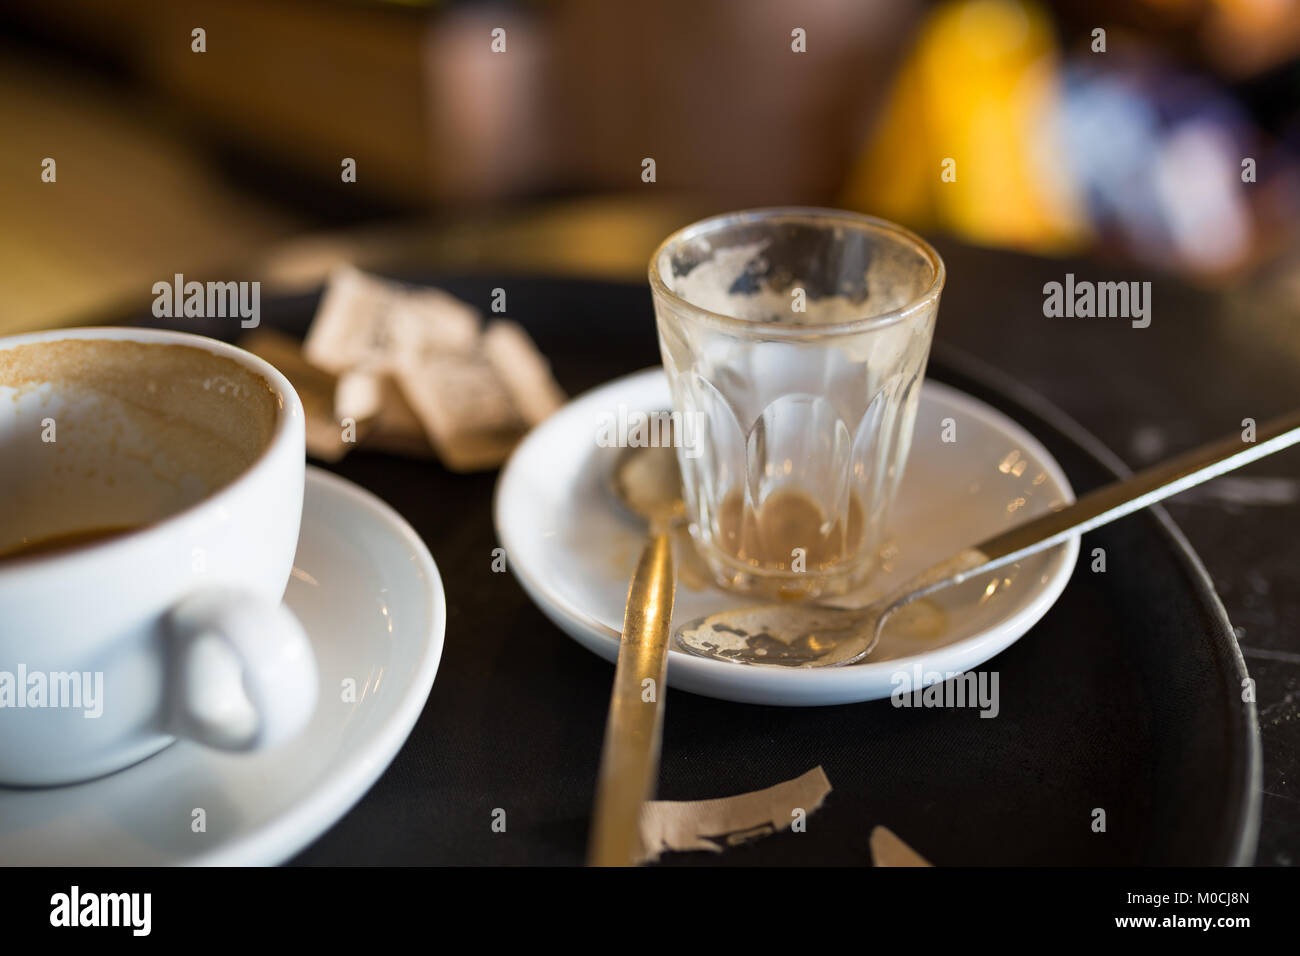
[0,467,445,865]
[496,368,1078,707]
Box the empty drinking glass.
[650,208,945,599]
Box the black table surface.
[927,240,1298,866]
[134,238,1296,865]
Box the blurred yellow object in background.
[843,0,1091,253]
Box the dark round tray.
[139,274,1259,865]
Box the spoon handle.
[836,408,1300,666]
[974,408,1300,575]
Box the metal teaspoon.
[676,409,1300,668]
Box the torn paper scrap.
[636,765,832,863]
[869,825,933,867]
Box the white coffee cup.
[0,327,317,786]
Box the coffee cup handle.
[164,588,319,751]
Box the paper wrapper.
[482,320,566,426]
[869,826,933,866]
[636,765,832,863]
[240,328,350,462]
[335,367,436,459]
[303,266,479,373]
[396,353,529,472]
[244,268,566,470]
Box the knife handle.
[588,531,675,866]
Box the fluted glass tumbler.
[650,208,945,599]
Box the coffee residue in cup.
[0,339,277,476]
[0,525,143,563]
[0,339,279,556]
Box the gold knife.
[587,530,676,866]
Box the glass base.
[690,526,877,601]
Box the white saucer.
[0,467,445,865]
[495,368,1078,706]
